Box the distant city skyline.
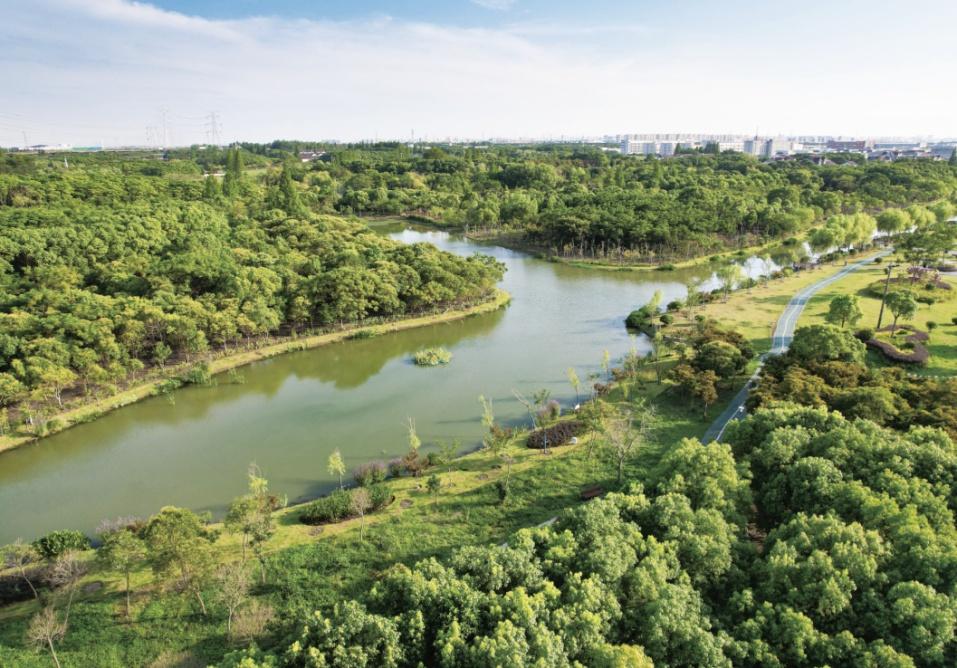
[3,0,956,146]
[14,133,957,151]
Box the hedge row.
[527,420,584,449]
[299,484,392,525]
[866,326,930,364]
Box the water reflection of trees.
[266,306,506,390]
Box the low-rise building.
[298,150,326,162]
[826,139,870,152]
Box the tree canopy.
[0,152,504,423]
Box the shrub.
[0,573,42,606]
[231,600,276,644]
[346,329,377,340]
[927,321,938,332]
[354,460,388,487]
[368,484,392,511]
[180,362,212,386]
[660,313,674,326]
[666,300,683,312]
[95,516,145,536]
[403,450,426,476]
[655,263,676,271]
[300,489,353,525]
[625,305,656,332]
[387,458,404,478]
[952,316,957,326]
[873,256,883,264]
[32,530,91,559]
[855,327,875,342]
[155,378,184,395]
[536,400,561,422]
[495,480,510,503]
[527,420,584,449]
[426,452,441,467]
[412,347,452,366]
[300,485,392,525]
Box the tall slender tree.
[97,529,147,619]
[327,450,346,490]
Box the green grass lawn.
[668,254,879,354]
[796,259,957,377]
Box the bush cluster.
[32,530,91,559]
[353,461,388,487]
[526,420,583,449]
[299,484,391,525]
[412,347,453,366]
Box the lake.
[0,224,780,542]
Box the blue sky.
[2,1,956,146]
[148,1,669,28]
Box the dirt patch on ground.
[82,580,104,595]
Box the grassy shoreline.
[0,289,511,456]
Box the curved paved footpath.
[702,249,892,443]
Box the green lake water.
[0,224,778,542]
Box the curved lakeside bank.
[367,217,785,274]
[0,289,511,456]
[0,224,870,543]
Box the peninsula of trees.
[235,142,957,261]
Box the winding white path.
[702,250,891,443]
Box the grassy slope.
[796,260,957,376]
[0,290,511,455]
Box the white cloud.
[54,0,241,39]
[1,0,956,146]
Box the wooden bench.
[580,485,605,501]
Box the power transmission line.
[159,107,169,149]
[205,111,221,146]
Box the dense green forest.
[222,143,957,260]
[217,398,957,666]
[210,328,957,668]
[0,151,503,426]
